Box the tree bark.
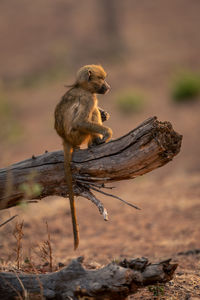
[0,256,178,300]
[0,117,182,210]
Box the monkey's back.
[54,87,97,145]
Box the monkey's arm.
[73,96,112,142]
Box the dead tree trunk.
[0,117,182,211]
[0,256,177,300]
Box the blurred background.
[0,0,200,297]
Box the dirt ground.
[0,1,200,299]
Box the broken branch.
[0,256,178,300]
[0,117,182,210]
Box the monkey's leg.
[63,141,79,250]
[75,121,112,144]
[88,111,103,147]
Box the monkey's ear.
[87,70,92,81]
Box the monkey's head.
[75,65,110,94]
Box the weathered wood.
[0,256,178,300]
[0,117,182,209]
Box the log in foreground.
[0,256,178,300]
[0,117,182,210]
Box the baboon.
[54,65,112,249]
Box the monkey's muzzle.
[98,81,111,94]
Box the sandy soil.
[0,1,200,299]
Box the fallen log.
[0,256,178,300]
[0,116,182,211]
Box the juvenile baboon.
[54,65,112,249]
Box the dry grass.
[13,221,24,270]
[0,174,200,299]
[37,221,53,272]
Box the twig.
[101,183,115,189]
[0,274,23,300]
[76,179,115,189]
[45,221,53,272]
[0,214,18,228]
[74,175,111,181]
[28,261,44,299]
[27,200,39,203]
[79,188,108,220]
[90,186,141,210]
[12,268,28,299]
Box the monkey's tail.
[63,140,79,250]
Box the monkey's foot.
[88,137,105,148]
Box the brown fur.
[54,65,112,249]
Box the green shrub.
[116,90,144,114]
[148,285,165,296]
[171,71,200,102]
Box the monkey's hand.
[99,107,110,122]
